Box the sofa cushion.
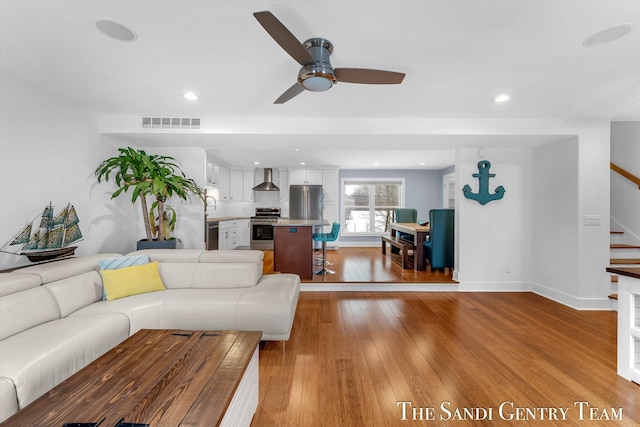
[0,312,129,409]
[100,262,165,301]
[199,250,263,264]
[0,272,41,297]
[127,249,204,263]
[0,377,19,423]
[99,254,149,270]
[160,288,244,331]
[158,263,261,289]
[0,287,60,340]
[44,271,104,317]
[236,274,301,340]
[69,292,168,335]
[14,253,122,284]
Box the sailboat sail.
[0,202,83,262]
[54,206,68,227]
[23,230,40,250]
[9,224,32,246]
[39,205,54,229]
[64,205,79,228]
[45,227,64,249]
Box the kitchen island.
[273,219,329,280]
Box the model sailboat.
[5,202,83,262]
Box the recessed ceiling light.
[183,92,200,101]
[294,148,300,152]
[583,23,632,47]
[419,162,426,166]
[254,161,260,165]
[493,94,510,103]
[300,162,306,165]
[95,19,137,42]
[374,162,380,166]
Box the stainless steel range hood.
[252,168,280,191]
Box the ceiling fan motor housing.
[298,38,337,91]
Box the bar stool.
[312,222,340,275]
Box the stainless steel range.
[250,208,281,250]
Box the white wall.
[456,147,532,290]
[611,121,640,243]
[530,123,611,309]
[0,73,137,269]
[0,73,208,269]
[531,138,580,303]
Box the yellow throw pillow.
[99,261,165,301]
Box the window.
[342,178,404,235]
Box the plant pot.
[136,239,177,250]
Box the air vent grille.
[141,117,200,129]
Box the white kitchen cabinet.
[218,165,231,201]
[206,160,219,186]
[289,169,323,185]
[243,170,255,202]
[322,169,339,202]
[237,219,250,248]
[229,169,243,201]
[219,220,239,250]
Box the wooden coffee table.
[2,329,261,427]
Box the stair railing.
[611,162,640,189]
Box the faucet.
[204,189,217,215]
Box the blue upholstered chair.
[423,209,454,270]
[394,208,417,224]
[313,222,340,275]
[392,208,418,256]
[394,208,417,241]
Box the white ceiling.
[1,0,639,169]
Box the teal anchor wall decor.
[462,160,505,205]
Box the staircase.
[607,230,640,310]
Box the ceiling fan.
[253,11,406,104]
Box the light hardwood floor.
[262,247,456,283]
[253,292,640,426]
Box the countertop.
[274,219,329,226]
[206,216,249,223]
[606,267,640,280]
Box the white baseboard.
[531,281,613,311]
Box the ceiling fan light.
[301,76,333,92]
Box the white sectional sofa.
[0,249,300,423]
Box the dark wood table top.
[606,267,640,280]
[2,329,261,427]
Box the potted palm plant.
[95,147,204,249]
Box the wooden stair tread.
[610,275,618,282]
[611,243,640,249]
[610,258,640,265]
[610,231,624,234]
[608,294,618,300]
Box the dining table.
[390,222,430,271]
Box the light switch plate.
[584,215,601,226]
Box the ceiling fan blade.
[253,11,314,66]
[335,68,405,84]
[274,83,305,104]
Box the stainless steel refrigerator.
[289,185,323,220]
